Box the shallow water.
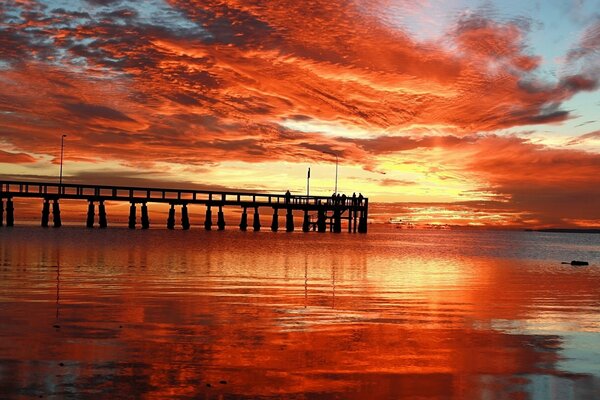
[0,227,599,399]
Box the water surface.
[1,227,599,399]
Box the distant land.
[524,228,600,234]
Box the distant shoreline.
[524,228,600,234]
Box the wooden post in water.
[41,199,50,227]
[0,198,4,227]
[128,202,136,229]
[99,200,107,228]
[253,207,261,231]
[86,200,95,228]
[302,210,310,232]
[167,204,175,230]
[239,207,248,231]
[181,204,190,230]
[271,208,279,232]
[204,205,212,230]
[286,208,294,232]
[217,205,225,230]
[6,198,14,227]
[52,199,61,228]
[317,208,326,232]
[140,203,149,229]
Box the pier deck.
[0,180,368,233]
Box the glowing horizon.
[1,0,599,228]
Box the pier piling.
[167,204,175,230]
[6,198,14,227]
[333,209,341,233]
[253,207,261,231]
[181,204,190,230]
[128,202,136,229]
[317,208,326,232]
[99,200,107,228]
[217,205,225,230]
[0,199,4,227]
[41,199,50,227]
[286,208,294,232]
[239,207,248,231]
[52,199,61,228]
[86,201,95,228]
[302,210,310,232]
[271,208,279,232]
[140,203,149,229]
[204,205,212,230]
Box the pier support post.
[41,199,50,227]
[0,199,4,227]
[358,199,369,233]
[181,204,190,230]
[253,207,261,231]
[333,209,342,233]
[167,204,175,230]
[317,208,326,233]
[286,208,294,232]
[128,202,136,229]
[271,208,279,232]
[52,199,61,228]
[204,205,212,230]
[347,208,352,233]
[353,207,358,233]
[141,203,149,229]
[217,205,225,231]
[99,200,107,228]
[6,198,14,227]
[239,207,248,231]
[86,200,95,228]
[302,210,310,232]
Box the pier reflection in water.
[0,227,599,398]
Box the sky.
[0,0,599,227]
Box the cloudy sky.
[1,0,599,227]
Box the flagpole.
[306,167,310,198]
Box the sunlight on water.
[0,227,599,398]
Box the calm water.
[0,227,599,399]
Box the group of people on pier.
[283,190,363,206]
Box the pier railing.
[0,180,368,233]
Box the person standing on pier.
[352,192,357,206]
[285,190,291,204]
[358,193,363,206]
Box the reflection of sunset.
[1,1,599,227]
[1,229,599,398]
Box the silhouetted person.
[331,192,336,205]
[336,193,341,204]
[358,193,363,205]
[341,193,346,205]
[285,190,291,204]
[352,192,356,206]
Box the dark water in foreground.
[0,227,599,399]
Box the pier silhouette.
[0,180,368,233]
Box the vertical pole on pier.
[128,202,136,229]
[141,203,149,229]
[98,200,107,228]
[204,205,212,230]
[362,198,369,233]
[41,199,50,227]
[6,198,14,227]
[217,205,226,230]
[181,204,190,230]
[302,210,310,232]
[253,207,261,231]
[86,200,95,228]
[353,206,358,233]
[286,208,294,232]
[52,199,61,228]
[239,207,248,231]
[167,204,175,230]
[0,198,4,227]
[317,208,326,232]
[271,208,279,232]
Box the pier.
[0,180,368,233]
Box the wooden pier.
[0,180,368,233]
